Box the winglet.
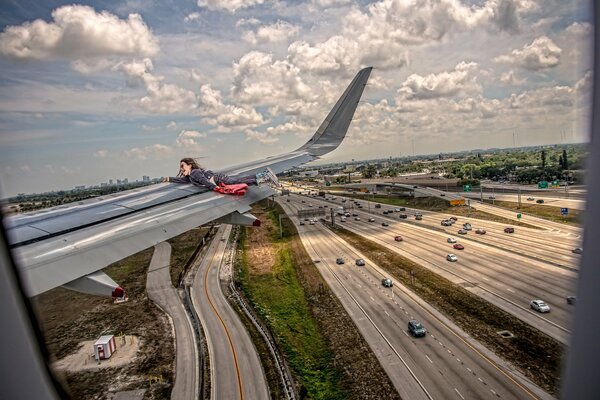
[296,66,372,156]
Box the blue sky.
[0,0,593,196]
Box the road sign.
[561,208,568,216]
[517,213,522,219]
[538,181,548,189]
[463,184,471,192]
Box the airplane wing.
[4,66,372,298]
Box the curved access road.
[190,224,269,400]
[146,241,199,400]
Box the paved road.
[281,199,552,400]
[190,225,269,400]
[146,242,198,400]
[290,194,577,343]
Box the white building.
[94,335,117,360]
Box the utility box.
[94,335,117,360]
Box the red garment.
[214,183,248,196]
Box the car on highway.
[355,259,365,266]
[408,320,427,337]
[458,229,467,235]
[572,247,583,254]
[462,223,472,231]
[453,244,464,250]
[336,258,345,265]
[341,217,347,222]
[368,218,375,222]
[475,229,486,235]
[352,213,358,217]
[394,235,403,242]
[440,193,445,196]
[530,299,550,313]
[536,199,545,204]
[441,220,452,226]
[299,221,305,225]
[447,254,458,262]
[399,207,406,211]
[527,197,535,201]
[567,296,577,305]
[382,222,389,227]
[354,217,361,221]
[415,214,423,220]
[447,237,457,243]
[449,216,458,221]
[309,220,315,225]
[394,208,400,212]
[399,214,408,219]
[504,227,515,233]
[488,196,495,199]
[382,278,393,288]
[375,204,381,208]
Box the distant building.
[109,179,114,185]
[100,183,107,187]
[74,185,85,190]
[142,175,150,182]
[123,178,128,184]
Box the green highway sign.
[517,213,522,219]
[463,184,472,192]
[538,181,548,189]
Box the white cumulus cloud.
[242,20,299,45]
[0,5,159,61]
[494,36,562,71]
[197,0,266,13]
[397,61,481,100]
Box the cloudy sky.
[0,0,593,196]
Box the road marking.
[478,377,484,383]
[456,358,461,363]
[482,277,489,281]
[447,349,452,354]
[507,288,515,293]
[384,310,390,316]
[467,367,472,374]
[370,296,375,302]
[491,389,498,396]
[454,388,465,400]
[425,355,433,364]
[438,341,443,346]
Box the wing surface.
[4,67,372,297]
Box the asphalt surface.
[280,198,553,400]
[190,225,269,400]
[146,242,198,400]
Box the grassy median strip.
[482,199,583,226]
[327,223,563,395]
[234,200,399,399]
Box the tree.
[541,150,546,169]
[562,149,569,170]
[362,165,377,179]
[558,155,563,170]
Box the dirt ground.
[53,335,140,372]
[245,208,277,274]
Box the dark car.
[399,214,408,219]
[375,204,381,208]
[536,199,545,204]
[408,320,426,337]
[475,229,486,235]
[567,296,577,305]
[336,258,345,265]
[382,278,393,288]
[383,210,389,214]
[382,222,389,227]
[453,244,464,250]
[399,207,406,211]
[394,235,403,242]
[504,227,515,233]
[572,247,583,254]
[355,259,365,266]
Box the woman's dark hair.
[177,157,201,176]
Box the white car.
[447,254,458,262]
[447,237,457,243]
[530,299,550,313]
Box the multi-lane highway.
[279,198,553,400]
[285,192,577,344]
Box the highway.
[190,225,269,400]
[279,198,553,400]
[288,193,578,344]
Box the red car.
[504,227,515,233]
[394,235,403,242]
[475,229,486,235]
[453,244,464,250]
[449,216,458,221]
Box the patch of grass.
[234,200,399,399]
[482,199,583,226]
[328,223,564,395]
[237,229,346,399]
[167,227,211,286]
